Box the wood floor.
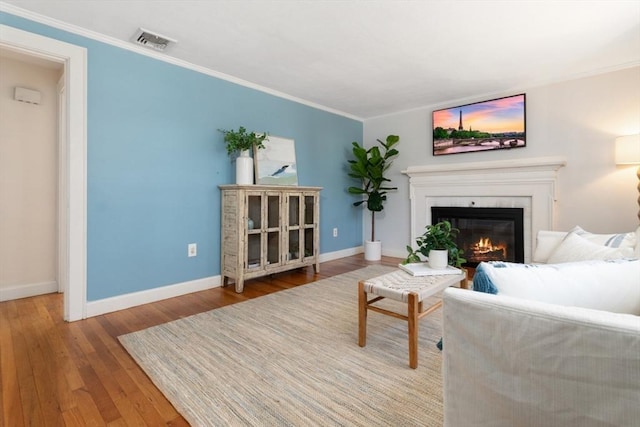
[0,254,401,426]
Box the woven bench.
[358,269,466,368]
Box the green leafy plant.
[218,126,269,156]
[347,135,400,242]
[404,220,466,268]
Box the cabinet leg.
[314,261,320,273]
[235,279,244,293]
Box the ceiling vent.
[132,28,177,52]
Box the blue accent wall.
[1,12,363,301]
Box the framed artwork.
[254,135,298,185]
[432,93,526,156]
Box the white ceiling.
[2,1,639,119]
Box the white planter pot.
[364,240,382,261]
[236,150,254,185]
[428,249,448,270]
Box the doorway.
[0,24,87,321]
[0,50,61,301]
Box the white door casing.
[1,24,87,321]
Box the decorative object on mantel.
[218,126,269,185]
[348,135,400,261]
[403,220,466,269]
[432,93,525,156]
[255,135,298,185]
[615,134,640,221]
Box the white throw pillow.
[533,230,567,263]
[547,232,632,263]
[533,226,638,264]
[476,259,640,315]
[570,225,637,249]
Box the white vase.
[236,150,254,185]
[364,240,382,261]
[428,249,448,269]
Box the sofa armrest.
[442,288,640,427]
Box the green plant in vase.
[218,126,269,184]
[404,220,466,268]
[347,134,399,232]
[347,134,400,260]
[218,126,268,156]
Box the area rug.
[119,265,447,426]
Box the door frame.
[1,24,87,321]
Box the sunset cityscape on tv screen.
[432,94,526,156]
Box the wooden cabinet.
[219,185,321,292]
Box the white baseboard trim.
[0,281,58,302]
[384,248,410,259]
[85,248,364,318]
[85,275,221,318]
[321,245,406,260]
[319,246,363,262]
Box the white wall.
[364,66,640,258]
[0,56,61,296]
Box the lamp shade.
[615,134,640,165]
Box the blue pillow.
[472,262,499,294]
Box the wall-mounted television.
[432,93,526,156]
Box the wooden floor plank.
[34,297,78,414]
[0,254,398,426]
[60,406,87,427]
[10,299,45,426]
[0,301,24,427]
[73,387,108,426]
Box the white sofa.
[441,227,640,427]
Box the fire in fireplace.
[431,207,524,267]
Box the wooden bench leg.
[358,281,367,347]
[408,293,419,369]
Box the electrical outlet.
[333,228,338,237]
[188,243,197,257]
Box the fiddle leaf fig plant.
[404,220,466,268]
[348,135,400,242]
[218,126,269,156]
[347,135,400,242]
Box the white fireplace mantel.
[402,157,567,263]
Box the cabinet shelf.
[219,184,321,292]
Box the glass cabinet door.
[287,194,302,262]
[266,194,280,266]
[304,195,315,225]
[246,194,262,269]
[288,195,300,227]
[303,194,317,259]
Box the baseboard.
[322,245,406,260]
[85,247,365,318]
[383,247,410,259]
[319,246,363,262]
[0,281,58,302]
[85,276,221,318]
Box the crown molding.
[0,2,363,122]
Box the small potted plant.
[404,220,466,269]
[347,134,400,261]
[218,126,268,184]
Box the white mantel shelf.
[402,156,567,176]
[402,156,567,263]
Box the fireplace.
[432,207,524,267]
[404,157,566,263]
